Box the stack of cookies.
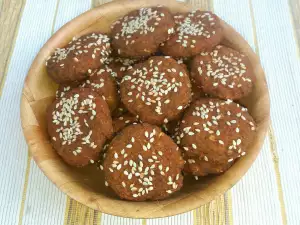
[46,6,256,201]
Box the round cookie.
[47,88,113,167]
[103,123,184,201]
[176,98,256,176]
[160,10,223,57]
[81,66,119,112]
[112,113,139,134]
[46,33,111,84]
[120,56,192,125]
[111,7,175,58]
[190,45,255,100]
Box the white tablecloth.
[0,0,299,224]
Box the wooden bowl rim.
[20,0,270,218]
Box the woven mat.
[1,0,299,224]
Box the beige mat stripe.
[17,154,31,225]
[288,0,300,57]
[248,0,287,224]
[0,0,26,96]
[268,125,288,225]
[64,199,101,225]
[193,195,226,225]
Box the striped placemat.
[1,0,300,224]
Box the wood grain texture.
[0,0,25,95]
[20,0,269,218]
[288,0,300,56]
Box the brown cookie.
[47,88,113,167]
[103,123,184,201]
[160,10,223,57]
[176,98,256,176]
[111,7,175,58]
[120,56,192,125]
[81,66,119,112]
[190,45,255,100]
[46,33,111,84]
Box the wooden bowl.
[20,0,270,218]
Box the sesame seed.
[158,164,163,170]
[138,155,143,160]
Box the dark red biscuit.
[46,33,111,84]
[112,113,139,134]
[103,123,184,201]
[160,10,223,57]
[190,45,255,100]
[176,98,256,176]
[81,66,119,112]
[47,88,113,167]
[120,56,192,125]
[111,7,175,58]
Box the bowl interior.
[21,0,270,218]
